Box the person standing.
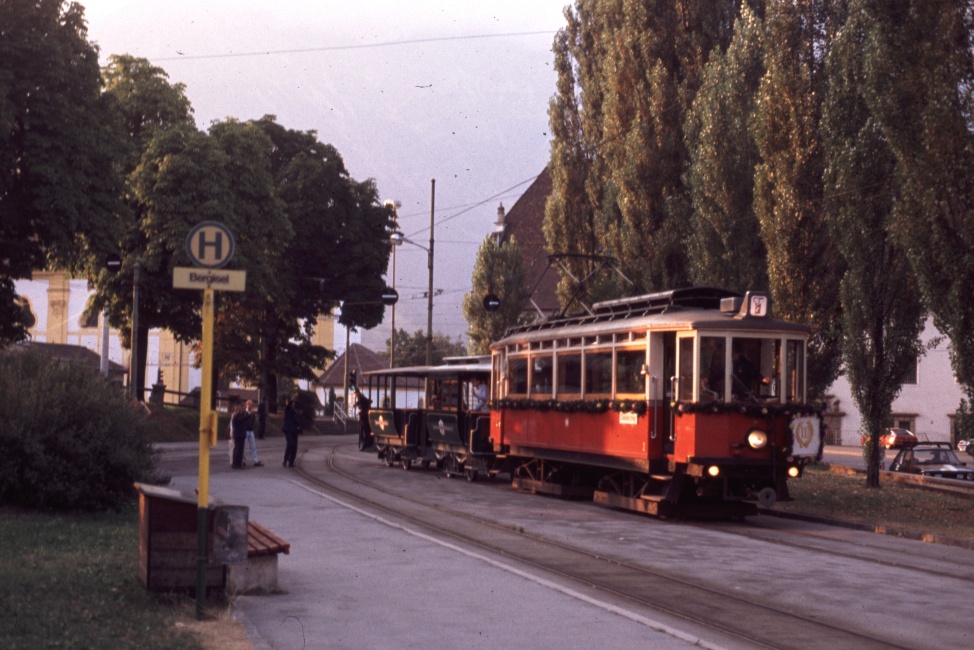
[354,387,373,451]
[282,397,301,468]
[256,397,268,439]
[229,401,248,469]
[244,400,263,467]
[471,377,489,411]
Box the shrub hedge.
[0,348,165,511]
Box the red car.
[880,427,919,449]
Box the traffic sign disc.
[186,221,235,269]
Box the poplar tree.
[823,2,925,487]
[462,235,530,355]
[546,0,744,304]
[857,0,974,408]
[545,1,614,307]
[685,2,768,292]
[751,0,845,398]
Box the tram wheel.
[465,468,478,483]
[384,453,396,468]
[401,457,411,470]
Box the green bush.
[0,348,166,511]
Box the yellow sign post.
[195,289,215,619]
[179,221,244,619]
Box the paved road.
[157,436,974,650]
[160,436,734,650]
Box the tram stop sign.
[186,221,235,269]
[483,294,501,312]
[380,287,399,306]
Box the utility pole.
[426,179,435,366]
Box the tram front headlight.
[707,465,720,477]
[747,429,768,450]
[787,466,800,478]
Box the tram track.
[293,441,917,650]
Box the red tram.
[362,287,823,518]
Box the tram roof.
[362,357,491,379]
[493,286,810,346]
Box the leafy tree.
[597,0,732,293]
[0,0,121,344]
[246,116,393,407]
[546,0,749,307]
[823,3,925,487]
[751,0,845,399]
[90,124,232,400]
[385,328,465,367]
[685,3,768,293]
[85,56,197,398]
[462,235,530,354]
[545,3,614,308]
[857,0,974,406]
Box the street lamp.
[390,179,436,365]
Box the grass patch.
[773,464,974,540]
[0,505,220,650]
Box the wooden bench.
[226,521,290,594]
[247,521,290,558]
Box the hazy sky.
[81,1,570,349]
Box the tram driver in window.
[731,343,767,400]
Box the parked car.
[888,442,974,481]
[879,427,919,449]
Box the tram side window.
[615,349,644,395]
[557,353,582,396]
[585,351,613,396]
[678,338,695,402]
[441,379,461,411]
[785,340,805,402]
[532,355,553,396]
[509,357,529,396]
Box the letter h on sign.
[196,231,224,262]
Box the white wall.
[827,319,963,444]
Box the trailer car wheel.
[384,454,396,468]
[466,468,478,483]
[401,457,411,470]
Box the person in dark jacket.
[229,401,249,469]
[282,398,301,468]
[354,387,373,451]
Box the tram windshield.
[690,334,806,404]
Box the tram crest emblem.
[790,415,820,455]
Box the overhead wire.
[152,31,556,62]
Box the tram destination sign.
[173,267,246,292]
